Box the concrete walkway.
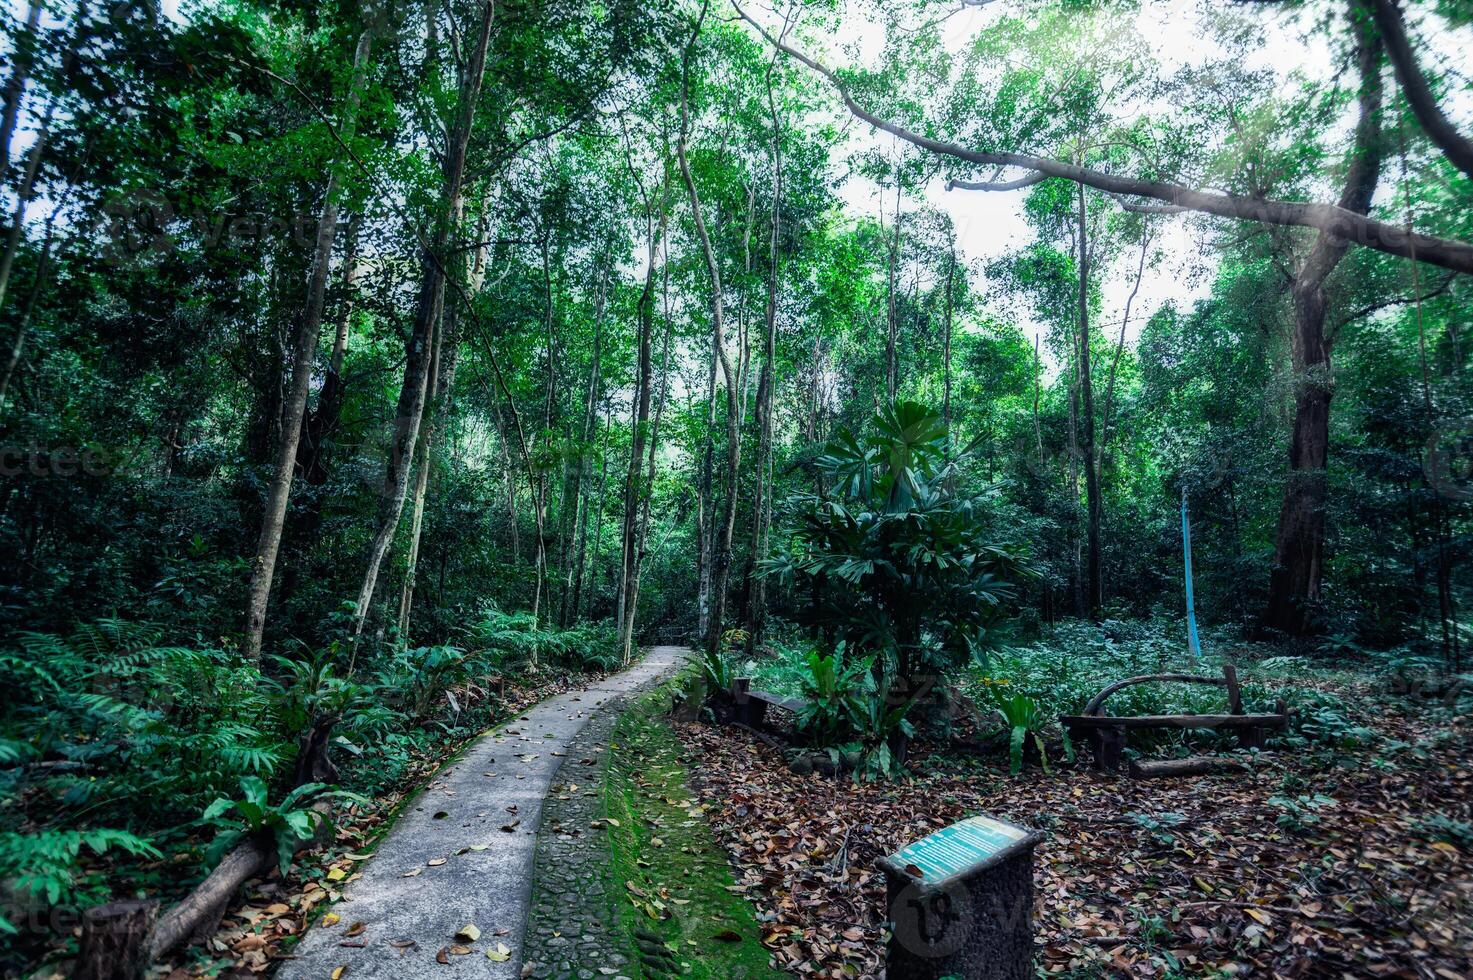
[277,647,689,980]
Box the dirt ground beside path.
[676,701,1472,978]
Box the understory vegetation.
[2,0,1471,974]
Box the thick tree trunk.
[354,0,495,635]
[76,900,157,980]
[244,30,373,662]
[1264,4,1382,636]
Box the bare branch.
[947,171,1046,191]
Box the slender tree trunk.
[0,96,53,315]
[573,403,610,622]
[617,171,668,661]
[244,29,373,661]
[1100,227,1150,452]
[298,214,360,486]
[884,184,901,400]
[626,256,675,658]
[942,238,955,435]
[743,54,783,658]
[398,240,467,639]
[583,404,612,619]
[0,0,43,178]
[0,211,52,410]
[354,0,495,635]
[560,260,608,627]
[695,355,716,641]
[679,0,740,656]
[1066,317,1084,619]
[1076,180,1102,617]
[526,235,557,623]
[1264,6,1382,636]
[395,307,444,638]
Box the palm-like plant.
[772,401,1032,713]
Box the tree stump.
[76,899,157,980]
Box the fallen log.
[145,835,277,962]
[78,713,342,979]
[1128,756,1247,779]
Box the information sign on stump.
[878,814,1042,980]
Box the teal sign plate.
[891,815,1028,880]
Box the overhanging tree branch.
[1369,0,1473,180]
[731,0,1473,276]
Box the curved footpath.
[277,646,690,980]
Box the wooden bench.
[1060,666,1290,772]
[731,677,806,730]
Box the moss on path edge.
[525,671,782,979]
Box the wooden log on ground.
[145,837,276,962]
[76,899,158,980]
[1129,756,1247,779]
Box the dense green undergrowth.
[598,679,781,979]
[0,609,619,967]
[732,618,1472,773]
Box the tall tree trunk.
[626,253,675,658]
[694,356,716,641]
[942,238,955,436]
[1264,5,1382,636]
[678,0,740,657]
[743,52,783,658]
[559,259,608,627]
[0,0,43,178]
[354,0,495,635]
[617,168,668,661]
[1076,180,1102,617]
[0,210,53,410]
[397,245,463,638]
[297,214,360,487]
[573,403,611,622]
[244,29,373,661]
[529,233,557,623]
[884,184,901,400]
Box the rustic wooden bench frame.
[1060,666,1290,772]
[730,677,806,729]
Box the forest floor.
[94,653,1470,980]
[676,681,1473,979]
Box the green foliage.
[792,647,873,749]
[0,829,160,934]
[1412,813,1473,851]
[773,401,1031,700]
[788,643,916,781]
[986,684,1071,775]
[1268,793,1337,833]
[201,776,366,875]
